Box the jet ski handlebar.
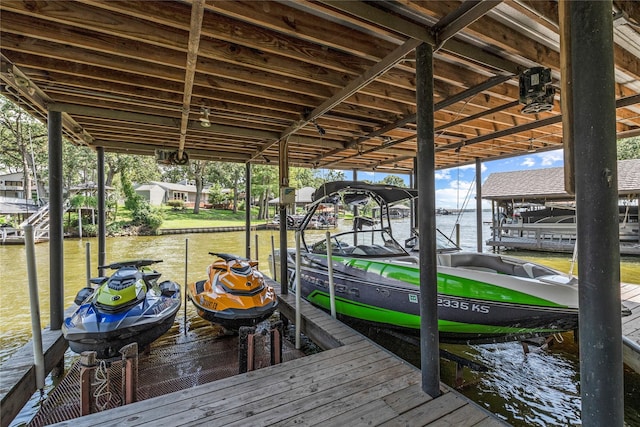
[98,259,164,270]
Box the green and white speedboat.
[271,181,630,344]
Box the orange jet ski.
[187,253,278,329]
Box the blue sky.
[337,149,565,210]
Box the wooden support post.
[270,321,283,366]
[80,351,97,416]
[238,326,256,374]
[120,343,138,405]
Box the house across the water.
[135,181,211,208]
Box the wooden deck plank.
[272,372,422,426]
[213,361,414,427]
[473,416,510,427]
[377,392,468,427]
[173,354,404,426]
[382,382,437,414]
[0,328,67,427]
[428,402,490,427]
[51,342,375,427]
[316,398,400,426]
[621,283,640,300]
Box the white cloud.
[434,170,451,180]
[434,179,491,210]
[538,149,563,166]
[521,157,536,167]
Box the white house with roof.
[135,181,210,207]
[0,172,26,199]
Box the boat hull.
[284,253,579,344]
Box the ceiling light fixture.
[528,140,536,153]
[199,107,211,127]
[313,120,326,136]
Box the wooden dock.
[43,285,506,427]
[486,225,640,256]
[622,282,640,373]
[5,280,639,426]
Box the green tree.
[0,96,48,201]
[188,159,208,214]
[161,164,189,183]
[252,165,278,219]
[63,143,95,190]
[105,153,160,188]
[290,167,321,189]
[618,136,640,160]
[379,174,406,187]
[206,162,245,213]
[318,169,346,183]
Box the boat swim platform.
[36,279,507,427]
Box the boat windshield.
[307,229,409,258]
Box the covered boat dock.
[482,158,640,255]
[2,1,640,426]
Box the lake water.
[1,212,639,425]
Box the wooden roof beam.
[433,0,504,50]
[321,0,522,74]
[177,0,205,161]
[436,93,640,153]
[309,73,514,164]
[249,37,423,162]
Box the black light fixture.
[519,67,555,114]
[313,120,326,136]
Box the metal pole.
[85,242,91,286]
[48,110,64,330]
[279,138,289,295]
[416,42,440,397]
[475,158,483,252]
[97,147,106,276]
[413,157,419,228]
[567,1,623,425]
[325,231,336,318]
[271,235,277,281]
[410,167,416,230]
[184,238,188,335]
[255,234,259,262]
[24,225,45,391]
[245,162,252,259]
[294,231,301,349]
[491,200,496,253]
[78,208,83,239]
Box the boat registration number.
[437,297,489,313]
